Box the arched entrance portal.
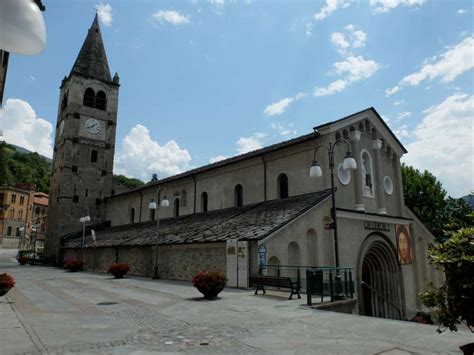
[358,233,403,320]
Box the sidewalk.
[0,295,43,354]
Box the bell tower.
[45,14,120,263]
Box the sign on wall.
[364,221,390,232]
[258,244,266,270]
[395,224,412,264]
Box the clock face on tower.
[84,118,102,135]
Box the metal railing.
[306,267,354,305]
[361,281,402,319]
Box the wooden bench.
[254,275,301,300]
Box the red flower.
[0,273,16,289]
[192,271,227,289]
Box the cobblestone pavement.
[0,249,472,354]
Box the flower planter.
[18,256,28,265]
[0,273,15,297]
[196,286,225,299]
[111,272,126,279]
[0,287,11,297]
[192,271,227,300]
[108,263,130,279]
[64,260,84,272]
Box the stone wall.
[62,242,226,281]
[158,242,226,281]
[0,236,19,249]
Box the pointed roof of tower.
[69,14,112,82]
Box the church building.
[46,16,442,320]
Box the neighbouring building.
[0,186,35,249]
[47,15,443,321]
[32,191,48,250]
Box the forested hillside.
[0,144,51,193]
[0,144,144,194]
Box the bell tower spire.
[69,13,112,82]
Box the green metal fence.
[306,267,354,305]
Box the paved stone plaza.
[0,250,471,354]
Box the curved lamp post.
[149,189,169,279]
[309,136,357,299]
[79,208,91,261]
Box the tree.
[114,174,144,189]
[401,164,448,241]
[419,227,474,333]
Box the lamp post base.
[152,266,160,280]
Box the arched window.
[180,190,187,207]
[130,207,135,224]
[361,150,374,197]
[150,208,155,221]
[90,150,98,163]
[267,256,281,276]
[83,88,95,107]
[288,241,301,266]
[277,173,289,199]
[8,208,14,219]
[174,198,180,217]
[61,91,68,111]
[18,209,23,220]
[95,90,107,110]
[201,191,208,212]
[234,184,243,207]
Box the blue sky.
[0,0,473,197]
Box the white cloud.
[209,155,227,163]
[402,92,474,197]
[314,79,348,96]
[314,0,353,21]
[305,23,313,38]
[236,133,266,154]
[114,124,191,181]
[394,124,410,138]
[457,9,466,15]
[314,56,380,96]
[209,0,225,5]
[271,122,297,137]
[96,3,113,27]
[0,99,53,158]
[386,36,474,96]
[345,24,366,48]
[370,0,426,14]
[397,111,412,119]
[393,99,405,106]
[264,92,307,117]
[331,25,367,55]
[152,10,190,25]
[331,32,350,53]
[386,86,400,96]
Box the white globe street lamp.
[149,188,169,279]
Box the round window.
[337,163,351,185]
[383,176,393,195]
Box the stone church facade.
[47,16,442,320]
